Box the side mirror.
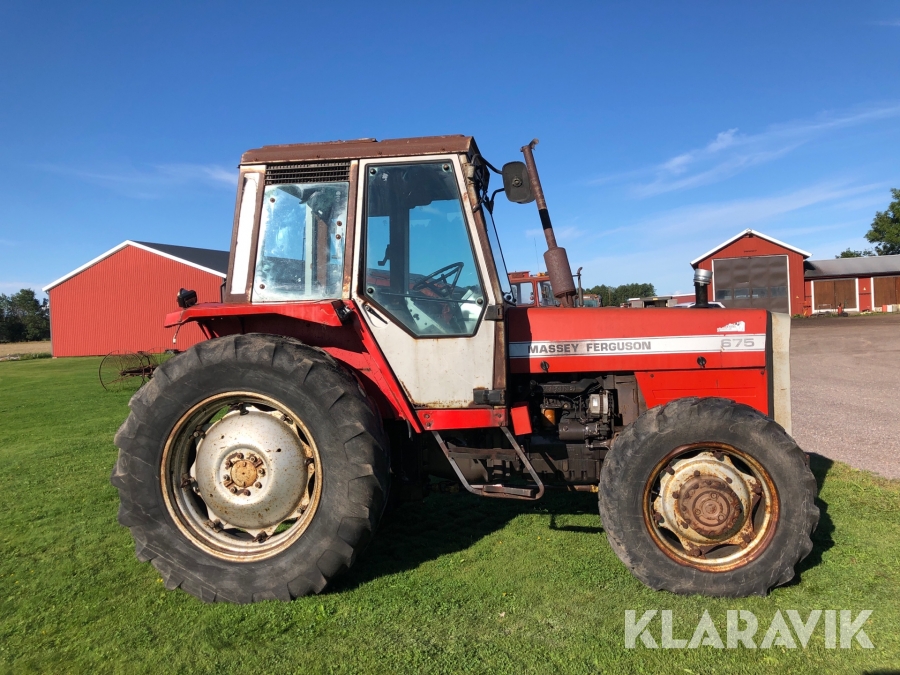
[502,161,534,204]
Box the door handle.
[363,304,388,324]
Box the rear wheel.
[599,397,818,597]
[111,334,389,603]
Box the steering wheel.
[412,262,464,298]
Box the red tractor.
[111,136,818,603]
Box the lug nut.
[255,482,262,489]
[258,468,266,477]
[230,487,238,494]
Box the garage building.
[804,254,900,313]
[690,229,809,315]
[43,240,228,357]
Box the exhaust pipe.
[520,140,577,308]
[693,268,712,308]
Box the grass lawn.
[1,357,898,674]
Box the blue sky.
[2,1,899,297]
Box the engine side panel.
[508,306,771,416]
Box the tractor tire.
[598,397,818,597]
[110,334,389,603]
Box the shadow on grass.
[548,511,603,535]
[784,453,836,586]
[330,488,600,593]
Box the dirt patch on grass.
[0,341,52,357]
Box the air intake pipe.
[693,268,712,308]
[521,140,577,307]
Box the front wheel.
[111,334,389,603]
[599,397,818,597]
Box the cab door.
[352,155,498,408]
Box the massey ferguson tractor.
[111,135,818,603]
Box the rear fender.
[165,300,423,431]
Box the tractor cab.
[219,136,514,409]
[508,271,559,308]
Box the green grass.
[1,358,898,674]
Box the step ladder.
[432,427,545,501]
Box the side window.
[539,281,559,307]
[363,162,485,336]
[253,182,348,302]
[513,282,535,306]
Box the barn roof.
[43,240,228,292]
[804,254,900,279]
[690,229,812,267]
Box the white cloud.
[566,180,885,292]
[523,224,583,240]
[631,180,881,234]
[154,163,236,186]
[34,161,235,199]
[592,103,900,197]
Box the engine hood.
[506,307,770,375]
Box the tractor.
[111,135,818,603]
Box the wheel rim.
[161,392,323,562]
[99,352,145,392]
[642,442,779,571]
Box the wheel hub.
[677,475,741,538]
[653,451,760,551]
[193,408,313,531]
[230,458,259,488]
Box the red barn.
[690,229,810,315]
[43,241,227,357]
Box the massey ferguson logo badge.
[717,321,746,333]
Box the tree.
[865,188,900,255]
[836,248,874,258]
[585,282,656,307]
[0,289,50,343]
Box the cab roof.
[241,135,476,165]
